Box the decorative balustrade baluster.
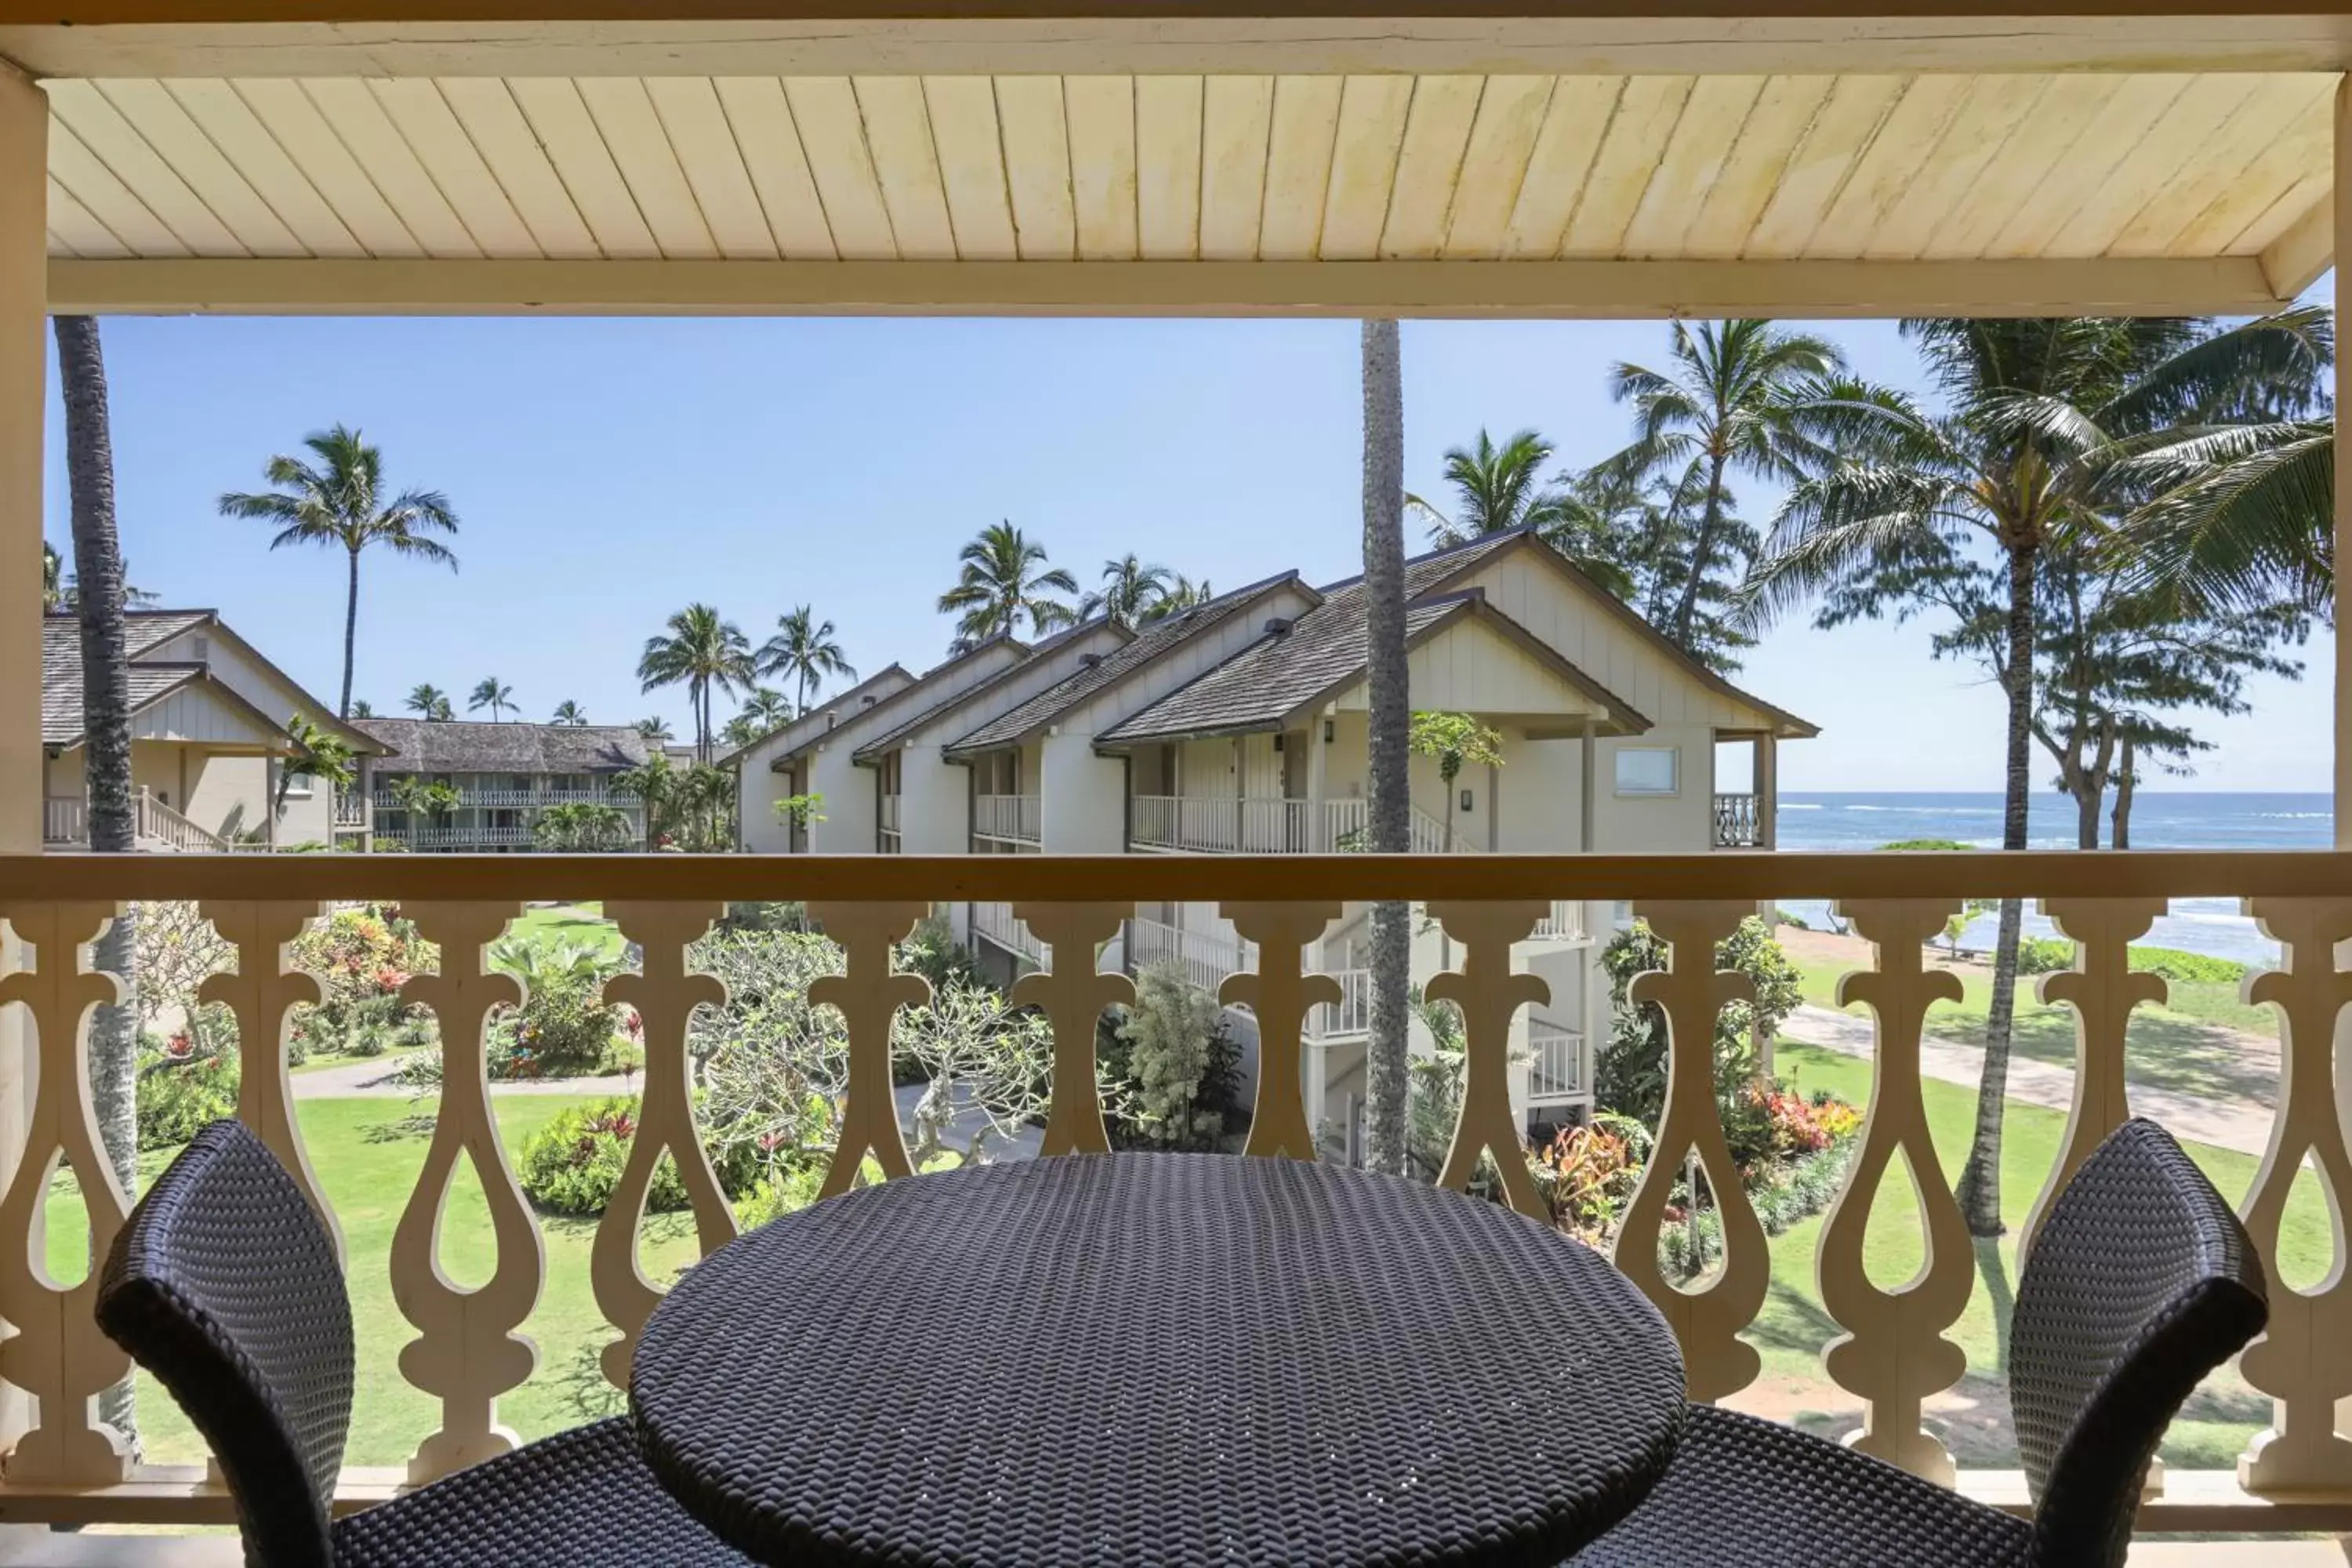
[0,902,133,1484]
[1817,898,1970,1484]
[2023,899,2168,1258]
[807,902,929,1200]
[1221,902,1341,1160]
[1011,903,1134,1157]
[1424,901,1548,1219]
[391,902,540,1483]
[594,902,733,1391]
[2238,898,2352,1494]
[1611,900,1766,1404]
[200,900,339,1260]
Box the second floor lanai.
[354,717,652,851]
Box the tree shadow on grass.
[1939,1005,2277,1108]
[359,1111,437,1144]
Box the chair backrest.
[96,1120,354,1567]
[2010,1117,2267,1568]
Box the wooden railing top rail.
[10,849,2352,902]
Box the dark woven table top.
[632,1153,1685,1568]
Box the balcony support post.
[0,61,45,1468]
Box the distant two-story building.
[41,609,383,851]
[732,528,1815,1145]
[354,718,653,851]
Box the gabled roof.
[42,609,379,753]
[1097,532,1532,746]
[851,619,1121,764]
[358,718,652,774]
[943,571,1318,760]
[714,664,913,768]
[768,634,1030,772]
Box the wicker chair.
[1569,1117,2268,1568]
[96,1120,752,1568]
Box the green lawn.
[507,902,626,964]
[49,1094,698,1469]
[1794,956,2279,1105]
[1758,1043,2321,1469]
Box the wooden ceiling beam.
[49,254,2294,318]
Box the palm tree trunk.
[55,314,137,1447]
[1953,541,2036,1238]
[339,544,361,719]
[2112,739,2136,849]
[1360,319,1412,1178]
[1669,451,1730,648]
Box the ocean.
[1773,792,2333,967]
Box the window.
[1613,747,1679,797]
[281,769,314,799]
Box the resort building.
[745,528,1817,1142]
[354,717,653,851]
[728,665,916,852]
[40,609,381,851]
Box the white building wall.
[739,756,797,852]
[1592,724,1716,853]
[898,744,967,855]
[1041,732,1124,852]
[807,741,877,852]
[1498,734,1583,852]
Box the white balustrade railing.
[0,850,2343,1541]
[1308,966,1372,1039]
[970,899,1047,964]
[1530,899,1586,942]
[1125,915,1253,996]
[375,823,542,850]
[39,796,82,844]
[1527,1020,1588,1102]
[135,789,230,852]
[972,794,1042,844]
[332,792,369,828]
[1714,793,1763,848]
[1132,796,1475,855]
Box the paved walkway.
[1780,1003,2274,1158]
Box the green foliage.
[278,713,357,812]
[1773,908,1809,931]
[1596,916,1803,1156]
[1877,838,1971,851]
[895,913,981,996]
[515,1097,758,1217]
[937,521,1080,646]
[2129,946,2247,984]
[2016,936,2075,975]
[717,902,808,935]
[1406,711,1505,783]
[772,793,826,828]
[488,935,627,1078]
[532,801,633,851]
[289,906,437,1059]
[384,776,460,821]
[136,1037,238,1151]
[1105,963,1240,1152]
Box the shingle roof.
[357,718,652,773]
[43,611,221,746]
[1097,532,1530,745]
[851,619,1119,764]
[768,636,1028,771]
[942,572,1314,759]
[714,665,913,768]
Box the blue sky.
[42,310,2332,793]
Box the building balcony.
[43,789,231,853]
[1714,792,1766,848]
[972,793,1041,848]
[1131,795,1479,855]
[3,850,2347,1556]
[373,823,543,850]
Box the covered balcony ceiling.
[3,9,2348,317]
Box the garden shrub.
[488,935,629,1078]
[2129,945,2247,985]
[1596,916,1802,1143]
[1103,962,1240,1152]
[136,1033,238,1151]
[515,1096,760,1217]
[895,913,982,997]
[2016,936,2074,975]
[1530,1118,1640,1244]
[289,906,437,1059]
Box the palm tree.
[937,521,1078,645]
[217,424,459,719]
[550,700,588,726]
[757,606,857,715]
[735,688,794,737]
[405,683,454,721]
[468,677,516,721]
[274,713,356,815]
[1610,320,1845,651]
[1141,574,1215,622]
[635,716,674,743]
[1079,554,1174,630]
[612,754,681,851]
[638,604,753,764]
[1741,309,2328,1235]
[2108,414,2333,616]
[55,314,136,1439]
[1361,318,1411,1180]
[1407,428,1566,544]
[350,699,377,719]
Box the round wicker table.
[632,1152,1686,1568]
